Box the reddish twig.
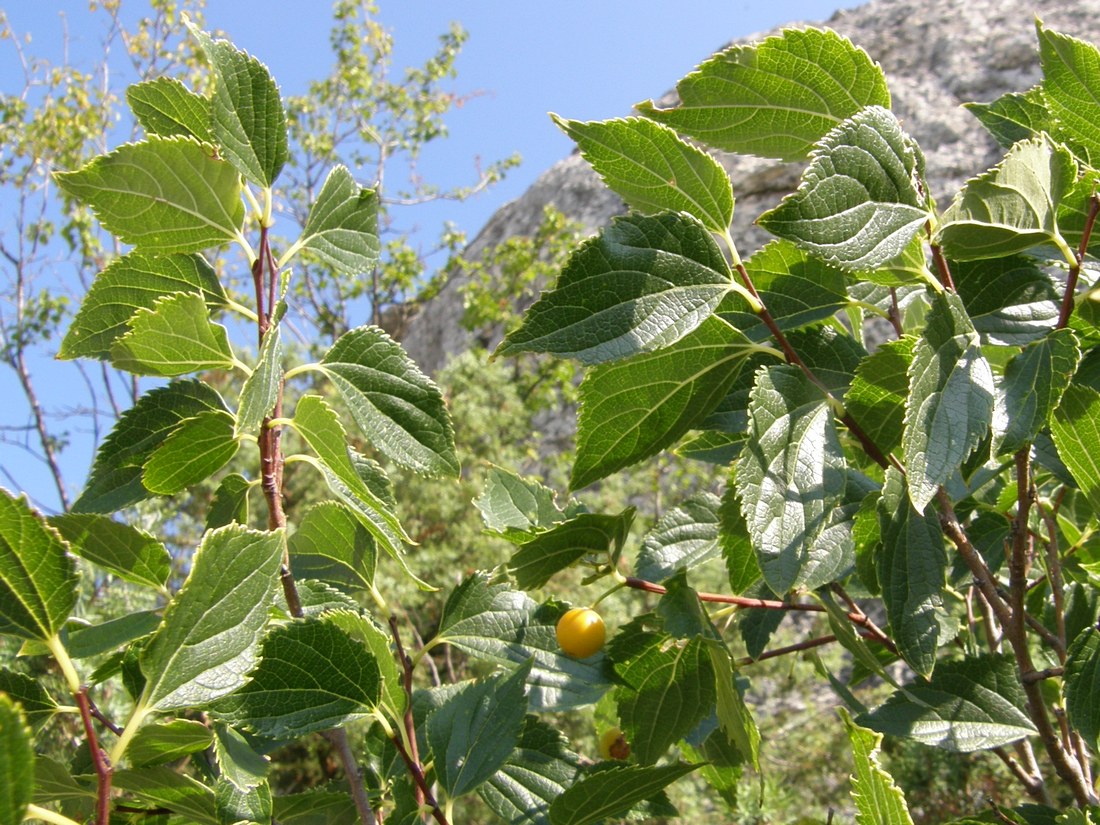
[1058,193,1100,329]
[76,688,112,825]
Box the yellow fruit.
[555,607,605,658]
[599,726,630,760]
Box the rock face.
[402,0,1100,373]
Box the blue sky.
[1,1,856,511]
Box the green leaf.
[1038,22,1100,168]
[936,135,1077,261]
[186,20,288,187]
[552,114,733,231]
[434,574,613,711]
[295,165,380,274]
[140,524,284,711]
[213,725,270,793]
[60,610,162,660]
[111,292,236,377]
[214,616,380,738]
[129,719,215,767]
[127,77,213,142]
[1066,627,1100,749]
[142,410,239,495]
[316,326,458,477]
[845,338,915,457]
[508,509,634,590]
[719,484,761,595]
[74,380,230,513]
[736,365,850,594]
[877,469,947,678]
[113,766,217,824]
[635,493,722,583]
[0,488,77,641]
[840,708,915,825]
[48,513,169,590]
[272,788,358,825]
[964,87,1051,150]
[207,473,251,530]
[32,756,96,807]
[427,661,531,799]
[756,106,930,271]
[1051,382,1100,510]
[55,135,244,254]
[291,395,413,575]
[474,467,564,538]
[706,639,761,769]
[496,212,733,365]
[953,256,1061,347]
[994,329,1081,454]
[0,695,34,825]
[903,292,994,513]
[59,251,227,361]
[479,716,578,825]
[216,778,272,825]
[323,609,404,717]
[635,27,889,161]
[608,623,716,765]
[572,317,754,489]
[289,502,375,593]
[236,323,282,436]
[548,762,698,825]
[0,669,57,729]
[858,654,1036,750]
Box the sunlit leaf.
[127,76,212,142]
[110,292,236,377]
[48,513,169,590]
[840,708,915,825]
[295,164,381,275]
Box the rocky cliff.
[401,0,1100,373]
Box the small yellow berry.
[599,726,630,760]
[555,607,606,658]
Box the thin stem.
[1037,497,1068,659]
[322,729,377,825]
[991,746,1046,803]
[1058,194,1100,329]
[929,239,955,291]
[76,689,112,825]
[25,804,84,825]
[734,634,837,666]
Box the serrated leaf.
[496,212,733,365]
[111,292,236,377]
[904,292,994,513]
[207,473,251,530]
[508,509,634,590]
[964,87,1051,150]
[1038,23,1100,168]
[840,708,915,825]
[237,324,282,436]
[0,695,34,825]
[479,715,578,825]
[127,77,213,142]
[142,409,239,494]
[736,365,849,594]
[113,766,218,824]
[0,669,57,729]
[954,256,1061,346]
[32,756,96,807]
[0,488,77,640]
[60,610,162,660]
[289,502,375,593]
[635,493,722,583]
[572,316,753,489]
[877,469,946,678]
[74,380,230,513]
[272,788,358,825]
[140,524,284,711]
[434,573,612,711]
[427,661,531,799]
[316,326,458,477]
[994,329,1081,454]
[213,725,270,793]
[858,654,1035,750]
[845,338,915,457]
[719,484,761,594]
[706,639,761,769]
[785,325,867,396]
[295,164,380,274]
[1066,627,1100,749]
[936,135,1077,260]
[59,251,227,361]
[214,616,380,738]
[323,610,404,716]
[636,27,889,161]
[216,778,272,825]
[757,106,929,271]
[475,467,564,537]
[548,762,698,825]
[48,513,170,589]
[187,20,287,187]
[553,115,733,231]
[55,135,244,254]
[129,719,215,767]
[1051,382,1100,510]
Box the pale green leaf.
[1051,381,1100,511]
[479,716,578,825]
[32,756,95,807]
[844,337,915,458]
[756,106,930,271]
[0,488,77,641]
[936,135,1077,261]
[142,409,239,495]
[964,87,1051,150]
[548,763,698,825]
[187,20,287,187]
[59,251,227,361]
[706,640,761,770]
[994,329,1081,454]
[214,616,380,738]
[54,135,244,254]
[635,492,722,583]
[48,513,169,589]
[572,316,753,489]
[508,509,634,590]
[903,292,994,513]
[840,708,915,825]
[129,718,215,767]
[296,164,380,274]
[553,114,733,231]
[474,467,564,538]
[636,27,890,161]
[58,610,161,660]
[316,325,458,477]
[216,778,272,825]
[1066,627,1100,749]
[113,766,218,824]
[1038,22,1100,168]
[289,502,375,593]
[496,212,733,365]
[236,323,282,436]
[111,292,236,377]
[127,77,213,142]
[140,524,284,711]
[0,695,34,825]
[323,609,404,716]
[736,365,850,594]
[0,669,57,730]
[213,725,269,793]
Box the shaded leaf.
[964,87,1050,150]
[953,256,1061,347]
[1066,626,1100,749]
[129,719,215,767]
[636,493,722,583]
[1051,381,1100,510]
[236,322,282,436]
[994,329,1081,454]
[548,762,698,825]
[213,725,270,793]
[289,502,375,593]
[479,715,578,825]
[206,473,251,530]
[845,338,915,457]
[0,696,34,825]
[323,609,404,716]
[508,509,634,590]
[113,766,217,824]
[0,669,57,729]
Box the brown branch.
[1058,193,1100,329]
[929,239,956,292]
[76,688,112,825]
[735,634,838,666]
[991,746,1046,803]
